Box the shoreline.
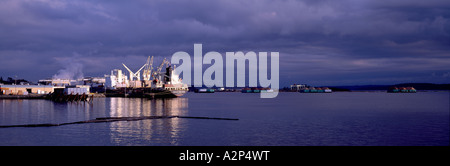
[0,93,106,99]
[1,90,448,100]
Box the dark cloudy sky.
[1,0,449,87]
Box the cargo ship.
[106,63,188,98]
[132,65,187,98]
[125,87,187,98]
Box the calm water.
[0,92,448,146]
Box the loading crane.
[142,56,153,81]
[122,63,146,81]
[151,58,171,84]
[153,58,170,78]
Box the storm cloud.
[1,0,449,86]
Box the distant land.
[1,76,448,92]
[328,83,450,91]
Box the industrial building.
[105,69,128,88]
[1,56,176,95]
[63,85,90,95]
[0,85,54,95]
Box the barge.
[388,87,416,93]
[299,87,332,93]
[195,88,215,93]
[241,87,274,93]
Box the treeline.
[330,83,450,91]
[0,76,30,85]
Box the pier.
[46,93,94,102]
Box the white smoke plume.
[52,53,84,80]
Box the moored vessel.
[106,58,188,98]
[388,87,416,93]
[241,87,273,93]
[195,88,215,93]
[300,87,332,93]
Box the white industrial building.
[63,85,90,95]
[105,69,128,89]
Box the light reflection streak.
[108,97,188,145]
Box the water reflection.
[1,99,56,125]
[107,97,188,145]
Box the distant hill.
[330,83,450,91]
[394,83,450,90]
